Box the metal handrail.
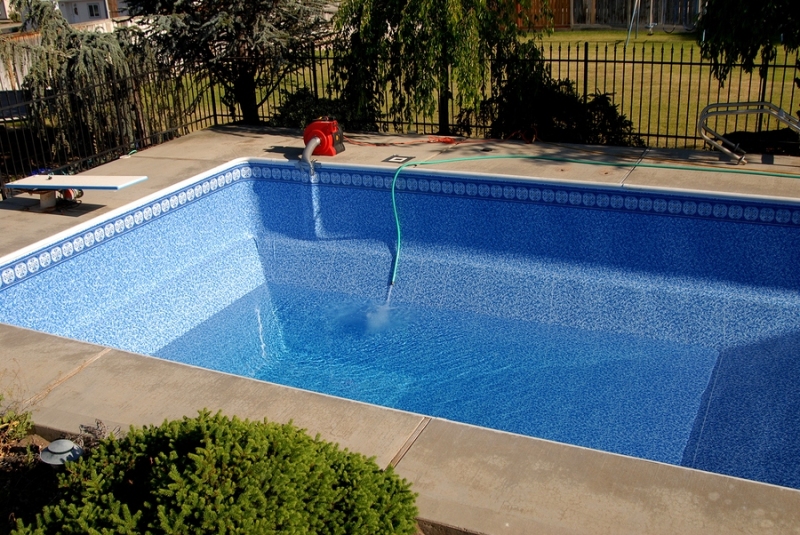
[698,102,800,165]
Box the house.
[54,1,130,24]
[0,0,129,24]
[56,1,108,23]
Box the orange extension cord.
[344,130,537,148]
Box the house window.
[88,3,101,17]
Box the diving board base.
[38,190,57,209]
[18,189,78,210]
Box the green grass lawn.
[539,27,699,46]
[527,29,799,148]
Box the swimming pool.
[2,157,800,489]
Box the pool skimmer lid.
[383,155,415,164]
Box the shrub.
[13,411,418,534]
[0,394,32,460]
[268,88,380,133]
[457,41,645,147]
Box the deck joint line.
[23,347,112,406]
[388,416,431,468]
[620,147,649,186]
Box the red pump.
[302,117,345,156]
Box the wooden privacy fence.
[571,0,703,28]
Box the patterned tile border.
[257,163,800,227]
[2,160,800,291]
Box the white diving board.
[8,175,148,208]
[10,175,148,190]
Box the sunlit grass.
[523,29,799,147]
[538,27,698,46]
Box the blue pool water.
[2,158,800,488]
[158,282,718,465]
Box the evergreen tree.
[124,0,329,124]
[3,0,178,167]
[12,411,419,534]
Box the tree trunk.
[438,65,451,135]
[233,73,260,125]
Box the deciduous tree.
[333,0,550,133]
[125,0,330,124]
[697,0,800,82]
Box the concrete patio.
[2,125,800,534]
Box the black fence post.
[583,41,589,103]
[311,42,319,100]
[757,58,769,133]
[211,83,219,126]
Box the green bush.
[13,411,418,534]
[458,41,645,147]
[268,88,380,133]
[0,394,32,455]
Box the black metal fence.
[2,42,798,182]
[543,43,799,148]
[0,64,222,183]
[260,42,798,145]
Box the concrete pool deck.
[2,126,800,534]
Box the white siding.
[57,0,110,24]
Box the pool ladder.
[698,101,800,165]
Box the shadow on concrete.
[264,146,304,160]
[201,124,306,160]
[682,329,800,489]
[450,140,648,163]
[447,139,800,171]
[0,196,39,211]
[206,123,302,138]
[0,197,105,217]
